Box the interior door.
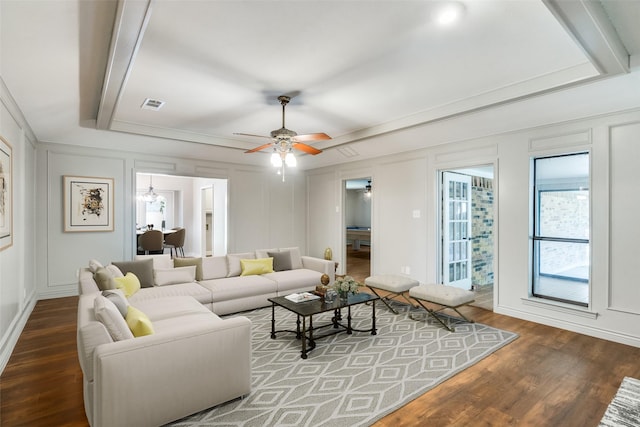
[442,172,472,289]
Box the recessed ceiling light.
[434,2,465,26]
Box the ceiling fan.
[234,95,331,156]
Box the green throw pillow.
[174,257,203,281]
[94,267,116,291]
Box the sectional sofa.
[77,247,335,427]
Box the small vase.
[339,291,349,304]
[324,289,337,303]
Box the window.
[531,152,590,306]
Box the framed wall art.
[0,136,12,251]
[64,175,114,232]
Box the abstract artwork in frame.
[0,136,12,251]
[64,175,114,232]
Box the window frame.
[530,152,590,307]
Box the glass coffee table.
[268,292,379,359]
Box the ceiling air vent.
[141,98,165,111]
[337,146,359,158]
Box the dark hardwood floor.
[3,271,640,426]
[345,243,370,284]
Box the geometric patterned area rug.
[599,377,640,427]
[168,301,518,427]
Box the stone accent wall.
[471,177,494,286]
[538,190,589,278]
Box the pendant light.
[143,175,158,202]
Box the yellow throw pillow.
[126,305,155,337]
[240,258,274,276]
[113,272,141,297]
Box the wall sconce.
[365,180,372,197]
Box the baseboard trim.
[495,305,640,348]
[0,296,37,374]
[38,288,78,300]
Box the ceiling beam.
[543,0,629,75]
[96,0,152,130]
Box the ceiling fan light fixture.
[271,152,283,167]
[285,152,297,167]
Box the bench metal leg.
[368,287,416,314]
[409,298,475,332]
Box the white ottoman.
[364,274,420,314]
[409,284,475,331]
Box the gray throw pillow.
[268,250,292,272]
[112,259,154,288]
[93,267,116,291]
[102,290,129,318]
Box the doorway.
[344,178,372,283]
[438,166,494,310]
[135,173,227,257]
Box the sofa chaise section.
[77,293,251,427]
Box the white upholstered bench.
[409,283,475,331]
[364,274,420,314]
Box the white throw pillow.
[106,264,124,278]
[94,295,134,341]
[154,265,197,286]
[255,248,279,259]
[226,252,255,277]
[88,259,104,273]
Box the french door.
[442,172,472,289]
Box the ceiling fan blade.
[245,142,274,153]
[234,132,272,140]
[291,133,331,143]
[293,142,323,155]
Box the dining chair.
[164,227,186,258]
[138,229,164,255]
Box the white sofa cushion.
[199,275,277,301]
[132,296,216,321]
[135,254,174,270]
[263,269,324,294]
[201,256,228,280]
[94,295,134,341]
[128,282,213,305]
[154,266,196,286]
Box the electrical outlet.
[412,209,421,218]
[405,266,411,275]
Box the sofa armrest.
[78,268,100,295]
[92,316,251,427]
[301,256,335,284]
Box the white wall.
[0,79,37,372]
[345,189,371,227]
[307,109,640,347]
[34,142,309,300]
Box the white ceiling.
[1,0,640,170]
